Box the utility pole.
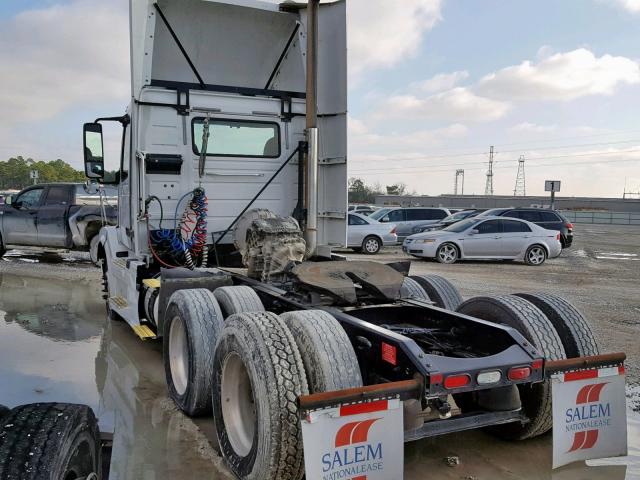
[454,169,465,195]
[513,155,526,196]
[484,146,494,196]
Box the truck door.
[37,185,72,247]
[2,187,44,245]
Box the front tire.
[213,311,308,480]
[0,403,101,480]
[436,242,459,264]
[525,244,547,266]
[362,236,382,255]
[164,289,224,416]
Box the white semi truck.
[73,1,622,479]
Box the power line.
[350,154,640,177]
[350,147,640,174]
[349,138,640,166]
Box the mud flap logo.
[302,399,403,480]
[552,366,627,468]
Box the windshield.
[442,218,481,233]
[444,211,472,222]
[369,208,392,221]
[478,208,508,217]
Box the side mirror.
[381,216,390,223]
[468,229,479,235]
[4,195,12,206]
[83,123,105,179]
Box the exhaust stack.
[304,0,320,257]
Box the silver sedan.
[402,216,561,265]
[348,213,397,254]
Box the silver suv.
[369,207,450,241]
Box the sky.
[0,0,639,197]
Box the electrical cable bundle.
[146,188,209,269]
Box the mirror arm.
[94,114,130,126]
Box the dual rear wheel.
[163,286,362,480]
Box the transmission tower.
[484,146,494,196]
[454,169,465,195]
[513,155,526,196]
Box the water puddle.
[0,273,638,479]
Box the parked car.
[368,207,450,241]
[403,216,561,265]
[347,212,397,254]
[412,209,486,234]
[348,204,379,216]
[478,208,574,248]
[0,183,117,262]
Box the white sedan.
[348,213,397,254]
[402,216,561,265]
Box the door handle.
[494,236,501,239]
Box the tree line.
[348,177,415,204]
[0,157,85,190]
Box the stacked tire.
[455,292,599,440]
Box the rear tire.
[0,234,5,258]
[410,274,462,310]
[280,310,362,393]
[212,311,308,480]
[525,244,547,266]
[514,293,599,358]
[456,295,566,440]
[400,277,431,301]
[0,403,100,480]
[164,289,224,416]
[214,285,265,318]
[362,236,382,255]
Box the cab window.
[43,186,71,206]
[193,118,280,158]
[15,188,44,208]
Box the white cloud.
[477,48,640,101]
[377,88,510,122]
[610,0,640,13]
[349,118,468,153]
[509,122,558,134]
[348,0,442,78]
[410,71,469,94]
[0,0,130,126]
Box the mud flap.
[299,381,421,480]
[549,355,627,468]
[300,398,404,480]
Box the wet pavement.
[0,272,638,479]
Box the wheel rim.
[528,247,545,265]
[221,352,256,457]
[439,244,457,263]
[169,315,189,396]
[365,238,379,253]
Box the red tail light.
[566,223,573,230]
[508,366,531,381]
[381,342,397,366]
[531,359,543,370]
[556,232,561,241]
[390,226,397,234]
[444,374,471,389]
